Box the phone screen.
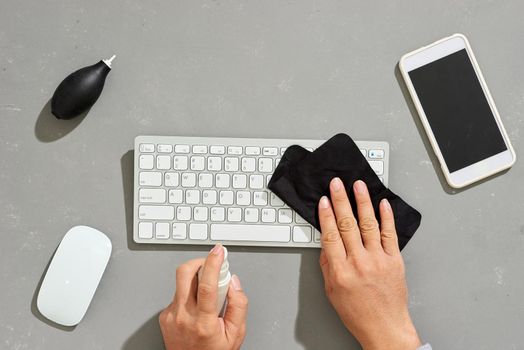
[408,49,507,173]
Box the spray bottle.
[199,246,231,316]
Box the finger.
[318,196,347,263]
[186,266,200,306]
[353,180,382,251]
[329,177,364,254]
[379,198,400,255]
[197,244,224,315]
[224,275,248,343]
[175,258,206,304]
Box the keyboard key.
[210,145,225,155]
[216,174,230,188]
[157,144,173,153]
[258,158,273,173]
[227,146,243,155]
[278,209,293,223]
[232,174,247,189]
[270,193,285,206]
[245,146,261,155]
[220,191,234,205]
[203,190,217,204]
[139,155,154,169]
[227,208,242,222]
[138,222,153,239]
[139,144,155,153]
[164,173,179,187]
[253,191,268,206]
[225,157,239,172]
[207,157,222,171]
[189,224,208,240]
[168,189,183,204]
[360,149,367,157]
[293,226,312,243]
[156,223,170,239]
[266,175,272,186]
[244,208,259,223]
[191,156,205,171]
[275,158,281,167]
[192,145,208,154]
[280,147,287,155]
[185,190,200,204]
[194,207,208,221]
[173,156,188,170]
[172,223,187,239]
[369,160,384,175]
[139,172,161,186]
[241,158,256,172]
[261,208,276,223]
[181,173,197,187]
[139,188,166,203]
[236,191,250,206]
[368,149,384,159]
[211,224,290,242]
[175,145,190,153]
[156,155,171,170]
[263,147,278,156]
[198,173,213,188]
[211,207,225,221]
[249,174,264,189]
[139,205,175,220]
[295,214,308,224]
[177,206,191,221]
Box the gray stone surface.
[1,0,523,349]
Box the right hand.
[159,244,249,350]
[318,178,421,350]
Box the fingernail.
[381,198,391,212]
[210,243,222,255]
[354,180,367,194]
[319,196,330,209]
[231,274,242,290]
[331,177,343,192]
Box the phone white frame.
[399,33,516,188]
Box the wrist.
[361,317,421,350]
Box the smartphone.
[399,33,516,188]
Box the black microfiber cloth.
[268,133,421,250]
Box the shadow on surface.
[34,99,88,142]
[30,248,76,332]
[394,65,508,194]
[294,251,361,350]
[121,312,165,350]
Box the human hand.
[159,244,248,350]
[318,178,421,350]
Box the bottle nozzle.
[103,55,116,68]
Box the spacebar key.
[211,224,290,242]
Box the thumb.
[224,275,248,341]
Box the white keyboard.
[134,136,389,248]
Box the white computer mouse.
[37,225,112,327]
